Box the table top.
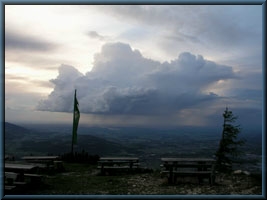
[22,156,59,160]
[5,163,37,171]
[100,157,139,161]
[161,158,215,162]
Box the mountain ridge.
[4,122,132,158]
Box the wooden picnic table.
[5,163,38,171]
[5,163,38,181]
[22,156,60,168]
[161,158,216,185]
[22,156,59,161]
[98,157,139,175]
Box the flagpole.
[71,89,76,155]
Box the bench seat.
[5,185,16,190]
[24,173,43,183]
[97,166,139,169]
[162,170,213,175]
[5,172,18,180]
[14,181,27,185]
[24,173,43,178]
[5,185,17,194]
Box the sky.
[4,5,263,130]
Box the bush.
[60,150,99,164]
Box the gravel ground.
[118,172,262,195]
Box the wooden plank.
[98,166,130,169]
[5,163,37,171]
[14,181,27,186]
[98,160,135,164]
[5,185,16,190]
[173,171,212,174]
[97,165,139,169]
[98,162,139,167]
[24,173,43,177]
[5,172,18,180]
[22,156,59,160]
[161,158,215,162]
[32,163,47,168]
[24,160,52,164]
[100,157,139,161]
[163,163,213,167]
[24,173,43,183]
[162,170,212,174]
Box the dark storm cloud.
[5,30,57,51]
[37,42,238,115]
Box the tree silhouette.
[215,107,245,172]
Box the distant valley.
[4,122,262,171]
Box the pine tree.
[215,107,245,173]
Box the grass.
[25,163,134,195]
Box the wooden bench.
[97,157,139,175]
[54,160,64,172]
[161,158,216,185]
[5,172,18,180]
[5,172,19,185]
[5,185,17,194]
[5,172,27,194]
[22,156,60,172]
[5,163,39,182]
[24,173,43,184]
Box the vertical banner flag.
[72,90,80,144]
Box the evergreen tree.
[215,107,245,172]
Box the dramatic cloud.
[37,42,237,116]
[5,5,262,128]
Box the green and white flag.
[72,90,80,144]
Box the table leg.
[101,164,105,175]
[169,167,174,184]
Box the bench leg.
[168,170,175,184]
[101,165,105,175]
[129,163,133,172]
[210,174,215,186]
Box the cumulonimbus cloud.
[37,42,236,115]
